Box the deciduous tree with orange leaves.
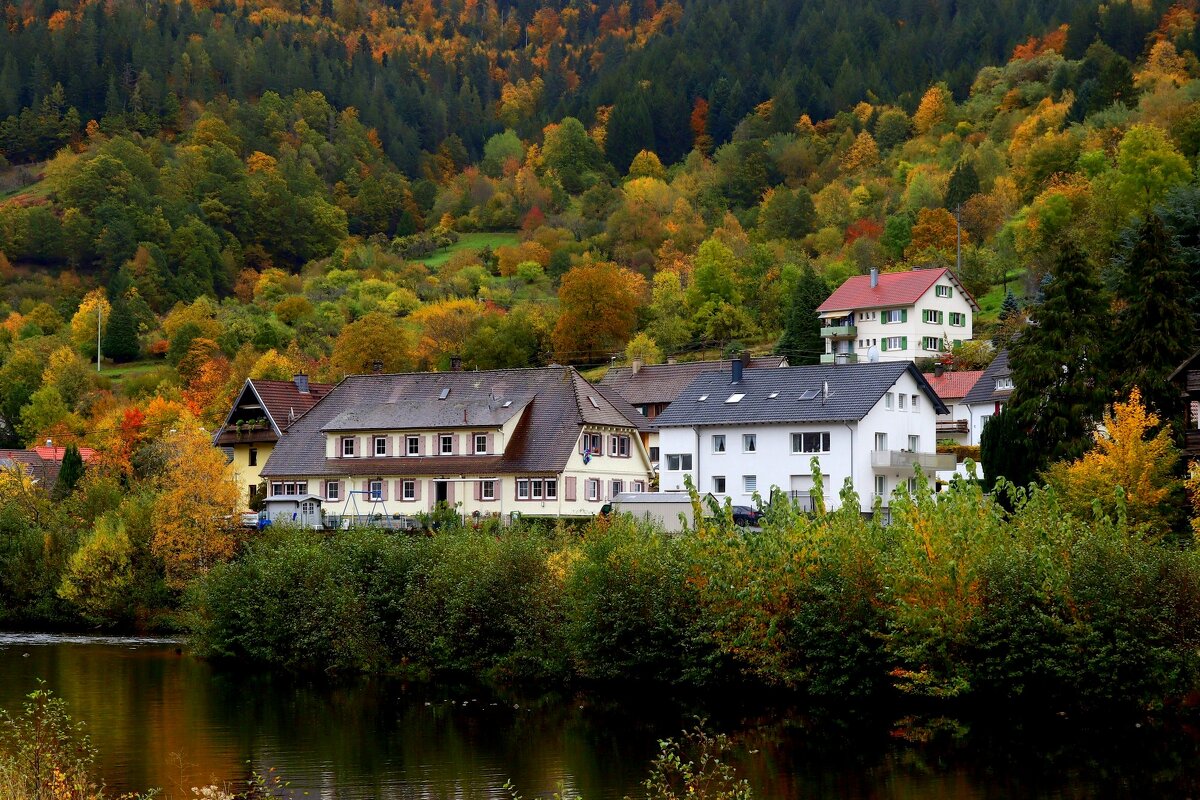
[1043,388,1181,536]
[151,424,242,589]
[552,260,647,364]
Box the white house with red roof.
[922,368,985,445]
[816,267,979,364]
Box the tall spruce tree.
[54,444,85,499]
[980,406,1037,493]
[775,265,828,365]
[1111,213,1194,419]
[1008,240,1109,470]
[945,160,980,211]
[101,299,140,363]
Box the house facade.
[258,366,654,527]
[598,353,788,465]
[1168,350,1200,458]
[923,368,985,445]
[213,375,333,510]
[961,350,1013,445]
[816,267,979,364]
[653,361,952,515]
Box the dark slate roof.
[214,378,333,444]
[651,362,948,428]
[961,350,1012,406]
[0,450,59,486]
[599,357,788,406]
[261,367,646,478]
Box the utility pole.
[96,303,102,372]
[954,204,962,276]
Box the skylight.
[588,395,600,409]
[768,392,779,399]
[725,393,746,404]
[697,394,709,402]
[438,388,451,400]
[798,389,820,400]
[502,400,512,408]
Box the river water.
[1,633,1200,798]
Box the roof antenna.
[823,380,830,403]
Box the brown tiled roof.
[261,367,645,478]
[922,370,985,402]
[251,379,333,430]
[0,450,58,486]
[599,357,788,406]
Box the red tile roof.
[818,268,970,313]
[922,370,984,402]
[32,445,96,462]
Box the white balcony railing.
[870,450,956,471]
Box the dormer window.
[996,377,1014,391]
[474,433,487,454]
[342,437,355,457]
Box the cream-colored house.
[258,367,654,527]
[817,267,979,364]
[213,376,332,510]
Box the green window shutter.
[901,336,908,350]
[938,311,944,324]
[900,309,908,323]
[880,339,888,351]
[953,339,962,347]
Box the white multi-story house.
[257,367,654,527]
[652,360,954,515]
[961,349,1013,445]
[816,267,979,364]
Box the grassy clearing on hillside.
[99,360,164,383]
[421,232,519,267]
[976,269,1027,323]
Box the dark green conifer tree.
[605,90,655,174]
[1007,240,1109,470]
[775,265,828,365]
[1110,213,1194,419]
[101,299,140,363]
[980,406,1037,493]
[53,444,85,499]
[945,160,980,211]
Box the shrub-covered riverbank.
[185,474,1200,711]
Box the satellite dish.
[867,346,880,363]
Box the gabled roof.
[0,446,89,487]
[817,267,980,314]
[599,357,788,406]
[1168,350,1200,382]
[261,366,647,478]
[961,350,1012,406]
[32,445,96,463]
[651,362,948,428]
[214,377,333,445]
[922,370,985,402]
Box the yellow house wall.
[226,442,272,510]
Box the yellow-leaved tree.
[151,424,242,589]
[1186,463,1200,538]
[69,288,110,360]
[1043,388,1180,536]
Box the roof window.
[725,393,746,404]
[768,392,779,399]
[588,396,600,409]
[697,394,709,402]
[502,400,512,408]
[438,388,450,400]
[798,389,820,400]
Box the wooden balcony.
[936,419,969,435]
[1185,429,1200,457]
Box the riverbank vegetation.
[184,459,1200,713]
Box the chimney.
[667,357,677,365]
[293,373,309,394]
[631,356,644,375]
[450,355,463,372]
[731,358,743,384]
[934,363,945,378]
[45,438,52,448]
[371,360,384,374]
[870,268,879,289]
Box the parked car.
[731,505,763,527]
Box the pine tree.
[1008,241,1109,470]
[999,290,1020,320]
[101,299,140,363]
[775,265,828,365]
[605,90,655,174]
[1110,213,1194,419]
[54,444,85,499]
[980,405,1037,493]
[944,160,981,211]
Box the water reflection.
[1,634,1199,798]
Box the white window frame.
[326,480,339,500]
[407,435,420,455]
[884,336,905,351]
[875,475,887,500]
[923,336,942,352]
[481,480,496,500]
[474,433,487,454]
[712,434,726,453]
[532,479,544,500]
[949,311,966,327]
[342,437,355,457]
[791,431,831,453]
[616,436,630,457]
[369,480,383,501]
[545,478,557,499]
[612,479,624,496]
[517,479,530,500]
[935,284,952,298]
[922,309,939,324]
[632,481,644,492]
[908,434,920,451]
[742,434,757,453]
[402,480,416,501]
[885,392,894,410]
[586,479,600,501]
[875,432,888,450]
[743,475,757,494]
[713,476,726,494]
[375,436,387,456]
[997,377,1014,390]
[882,309,903,324]
[440,434,453,454]
[898,394,907,410]
[912,395,920,411]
